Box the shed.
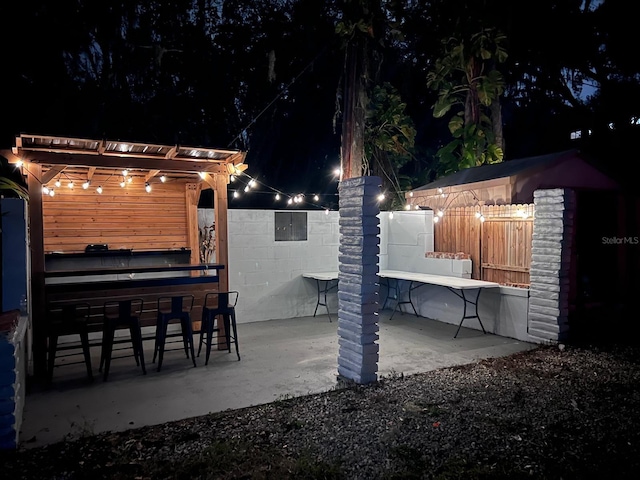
[1,134,247,378]
[407,149,638,342]
[408,149,619,208]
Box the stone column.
[528,188,576,343]
[337,177,381,384]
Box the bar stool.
[46,302,93,384]
[99,298,146,381]
[198,291,240,365]
[153,295,196,371]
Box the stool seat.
[99,299,146,381]
[46,302,93,384]
[153,295,196,371]
[198,291,240,365]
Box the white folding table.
[378,270,500,337]
[302,271,339,322]
[303,269,500,337]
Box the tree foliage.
[426,27,507,176]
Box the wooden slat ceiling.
[3,134,248,186]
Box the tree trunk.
[341,34,368,180]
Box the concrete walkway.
[19,312,536,449]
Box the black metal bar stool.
[153,295,196,371]
[46,302,93,384]
[198,291,240,365]
[99,298,146,381]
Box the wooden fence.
[434,204,534,286]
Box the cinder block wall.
[0,317,28,450]
[379,210,434,270]
[228,209,340,323]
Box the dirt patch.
[3,342,640,479]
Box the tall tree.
[426,27,508,176]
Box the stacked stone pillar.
[337,177,381,384]
[528,188,576,343]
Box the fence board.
[435,203,534,285]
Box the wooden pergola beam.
[145,169,161,181]
[19,151,231,175]
[41,165,67,184]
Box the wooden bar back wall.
[43,183,188,253]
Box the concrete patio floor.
[19,311,536,449]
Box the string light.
[233,191,239,198]
[42,186,49,195]
[120,179,126,188]
[145,182,152,193]
[275,193,281,200]
[313,194,319,202]
[49,189,55,197]
[433,215,439,223]
[127,176,133,183]
[230,175,235,182]
[96,186,103,194]
[82,181,90,189]
[160,175,166,183]
[67,181,74,189]
[389,211,394,219]
[55,179,61,188]
[122,169,128,177]
[405,204,411,210]
[199,172,206,179]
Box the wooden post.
[185,183,202,265]
[27,163,47,380]
[214,173,229,349]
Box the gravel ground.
[3,341,640,479]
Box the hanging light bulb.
[55,179,61,188]
[389,211,394,219]
[480,214,486,223]
[160,175,166,183]
[97,186,103,194]
[122,169,128,177]
[325,209,329,215]
[244,185,250,192]
[275,193,281,200]
[287,198,293,205]
[49,189,55,197]
[313,194,318,202]
[409,191,414,197]
[145,182,152,193]
[433,216,439,223]
[230,175,235,182]
[405,204,411,210]
[82,181,90,189]
[120,179,126,188]
[377,193,385,202]
[249,179,256,188]
[437,209,444,217]
[42,186,50,195]
[414,205,420,210]
[127,176,133,183]
[233,191,239,198]
[199,172,206,179]
[68,181,74,189]
[475,211,481,218]
[15,160,23,168]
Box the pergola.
[1,133,247,377]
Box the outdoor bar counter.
[44,263,225,331]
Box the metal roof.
[414,150,579,191]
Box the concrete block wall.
[379,210,434,270]
[0,316,28,450]
[228,209,340,323]
[527,188,576,343]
